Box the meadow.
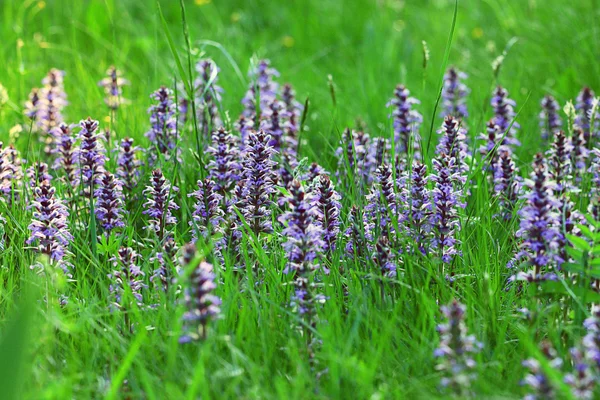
[1,0,600,398]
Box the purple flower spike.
[76,117,107,196]
[430,153,462,267]
[564,347,595,399]
[146,86,178,162]
[150,236,178,292]
[0,143,23,201]
[478,118,503,169]
[24,88,40,120]
[239,130,277,235]
[436,116,469,180]
[374,236,397,278]
[27,179,73,274]
[589,149,600,220]
[37,69,67,134]
[493,147,521,220]
[387,84,423,158]
[188,178,224,242]
[108,247,145,311]
[52,123,77,186]
[312,174,341,255]
[179,243,221,343]
[344,205,373,259]
[583,305,600,371]
[195,59,223,137]
[94,171,125,235]
[116,137,142,194]
[575,87,597,143]
[522,341,562,400]
[365,163,397,237]
[405,162,431,254]
[511,154,561,282]
[539,95,562,141]
[435,299,481,394]
[207,127,242,195]
[26,162,52,189]
[571,127,588,184]
[98,66,129,110]
[282,83,303,134]
[491,86,520,149]
[241,59,280,121]
[142,169,179,240]
[440,67,469,120]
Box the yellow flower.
[472,27,484,39]
[195,0,211,5]
[282,36,295,48]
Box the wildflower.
[24,88,40,120]
[434,299,481,394]
[312,174,341,255]
[188,178,224,242]
[575,87,597,142]
[374,236,397,278]
[564,348,595,399]
[582,305,600,371]
[76,117,107,196]
[539,95,562,141]
[511,154,560,283]
[94,171,125,235]
[207,127,241,195]
[387,84,423,157]
[491,86,520,149]
[150,236,179,292]
[27,179,73,274]
[478,118,503,168]
[405,161,430,254]
[522,341,563,400]
[241,59,280,119]
[261,99,290,154]
[344,205,372,259]
[436,116,469,181]
[0,143,23,200]
[179,243,221,343]
[145,86,177,162]
[98,66,129,110]
[571,127,588,183]
[430,153,462,268]
[116,137,142,194]
[281,83,303,133]
[52,123,77,185]
[26,162,52,189]
[108,247,145,311]
[37,69,67,134]
[493,147,521,220]
[239,130,277,235]
[142,169,179,240]
[194,59,223,137]
[365,163,397,238]
[440,67,469,120]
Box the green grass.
[1,0,600,398]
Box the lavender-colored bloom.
[207,127,242,195]
[440,67,469,120]
[434,299,481,394]
[116,137,142,194]
[374,236,397,278]
[26,179,73,274]
[522,341,563,400]
[26,162,52,189]
[491,86,520,149]
[37,69,67,134]
[281,83,303,134]
[188,179,224,242]
[478,118,503,168]
[94,171,125,234]
[261,99,290,153]
[344,205,372,259]
[367,137,391,172]
[564,348,595,399]
[195,59,223,137]
[335,128,372,188]
[145,86,178,162]
[76,117,107,196]
[571,127,588,184]
[312,174,341,255]
[142,169,179,240]
[511,154,561,282]
[583,305,600,371]
[575,87,597,142]
[52,123,77,185]
[493,147,521,220]
[0,143,23,200]
[179,243,221,343]
[242,59,280,119]
[387,84,423,157]
[430,153,461,267]
[405,162,431,254]
[24,88,40,120]
[365,163,397,237]
[539,95,562,141]
[589,149,600,220]
[150,236,178,292]
[108,247,145,311]
[98,66,129,110]
[436,116,469,181]
[239,130,277,235]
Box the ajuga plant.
[146,86,177,163]
[108,247,145,317]
[493,147,521,220]
[98,66,129,110]
[143,169,179,242]
[405,161,430,255]
[571,127,588,184]
[27,179,73,275]
[436,115,469,182]
[188,178,224,245]
[539,95,562,141]
[491,86,520,150]
[434,299,481,396]
[116,137,142,196]
[365,163,397,241]
[26,162,52,189]
[76,117,106,197]
[387,84,422,158]
[440,67,469,120]
[281,83,303,136]
[575,87,597,143]
[345,205,373,261]
[52,123,77,187]
[207,127,241,196]
[194,59,223,138]
[178,243,221,343]
[521,341,563,400]
[36,69,68,153]
[94,171,125,236]
[478,118,503,171]
[311,174,341,258]
[241,59,279,121]
[0,143,22,201]
[510,153,560,283]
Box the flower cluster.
[405,161,430,254]
[108,247,145,311]
[116,137,142,194]
[207,127,241,195]
[493,147,520,220]
[98,66,129,110]
[146,86,177,161]
[575,87,597,142]
[76,117,107,196]
[387,84,422,157]
[312,174,341,255]
[521,342,563,400]
[188,179,224,242]
[440,67,469,120]
[0,143,22,200]
[490,86,520,149]
[94,171,125,235]
[539,95,562,140]
[52,123,77,185]
[142,169,179,240]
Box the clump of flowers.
[571,127,588,183]
[440,67,469,120]
[179,243,221,343]
[521,341,563,400]
[37,69,68,137]
[108,247,145,312]
[76,117,107,196]
[242,59,280,119]
[491,86,520,150]
[27,179,73,275]
[575,87,597,142]
[116,137,142,195]
[239,130,277,235]
[493,147,521,220]
[143,169,179,241]
[94,171,125,235]
[207,127,241,195]
[52,123,77,186]
[539,95,562,141]
[0,143,23,200]
[312,174,341,256]
[434,299,481,395]
[387,84,423,158]
[436,116,469,180]
[26,162,52,189]
[188,178,224,243]
[98,66,129,110]
[405,161,430,254]
[146,86,177,162]
[281,83,303,134]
